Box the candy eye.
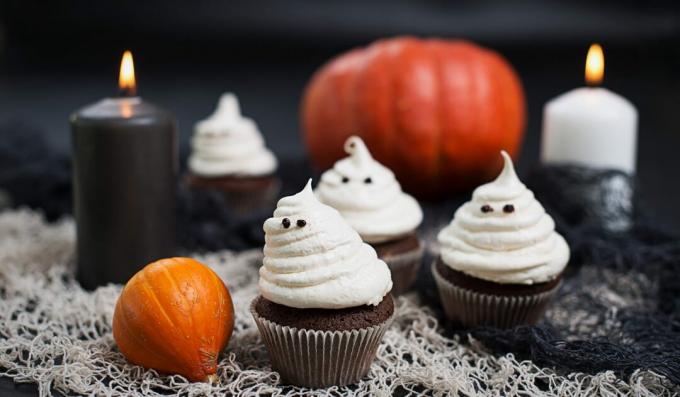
[480,205,493,213]
[364,177,372,184]
[297,219,307,227]
[342,176,349,183]
[282,218,291,228]
[503,204,515,213]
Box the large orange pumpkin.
[112,257,234,382]
[302,37,526,198]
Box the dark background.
[1,1,679,230]
[0,5,679,209]
[0,1,679,394]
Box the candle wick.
[586,80,601,88]
[118,87,137,97]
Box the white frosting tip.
[344,136,373,166]
[500,150,511,163]
[285,179,316,204]
[303,178,314,194]
[494,150,520,185]
[216,92,241,117]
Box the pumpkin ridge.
[162,264,216,375]
[117,291,179,371]
[159,264,196,334]
[347,52,362,149]
[385,40,400,171]
[491,53,511,157]
[479,54,491,173]
[194,266,225,373]
[430,40,444,192]
[208,269,228,347]
[140,270,179,333]
[460,48,479,184]
[158,264,206,377]
[138,271,191,371]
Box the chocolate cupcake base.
[251,296,395,388]
[371,234,423,295]
[432,260,561,329]
[185,173,280,215]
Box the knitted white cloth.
[0,209,673,396]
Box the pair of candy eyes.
[481,204,515,214]
[341,176,372,184]
[282,218,306,228]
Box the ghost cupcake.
[315,136,424,294]
[433,151,569,328]
[251,180,394,388]
[185,93,279,214]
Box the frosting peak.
[206,93,241,124]
[315,136,423,243]
[276,179,316,211]
[472,151,525,202]
[259,180,393,309]
[344,136,373,168]
[493,151,521,186]
[438,151,569,284]
[188,93,277,177]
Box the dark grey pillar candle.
[70,97,177,289]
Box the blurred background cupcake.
[251,181,394,388]
[315,136,424,295]
[185,93,280,215]
[433,151,569,328]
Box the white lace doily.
[0,209,673,396]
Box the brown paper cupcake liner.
[250,299,395,388]
[381,243,424,295]
[431,262,561,329]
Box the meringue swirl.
[188,93,277,177]
[315,136,423,243]
[259,180,393,309]
[437,151,569,284]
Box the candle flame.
[119,50,136,96]
[585,43,604,86]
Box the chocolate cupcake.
[433,151,569,329]
[251,181,394,388]
[315,136,424,295]
[185,93,280,214]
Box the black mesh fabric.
[466,166,680,385]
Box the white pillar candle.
[541,44,638,173]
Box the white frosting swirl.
[437,151,569,284]
[188,93,277,177]
[315,136,423,243]
[259,180,393,309]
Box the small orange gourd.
[112,257,234,382]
